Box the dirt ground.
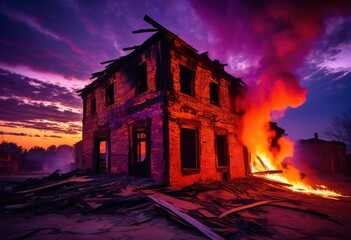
[0,174,350,240]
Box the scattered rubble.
[0,170,350,239]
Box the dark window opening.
[210,82,219,106]
[229,84,241,113]
[83,98,87,119]
[132,129,150,177]
[181,128,198,169]
[180,65,195,96]
[137,63,147,94]
[216,134,228,167]
[91,98,96,114]
[106,83,114,106]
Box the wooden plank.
[143,15,172,35]
[100,58,119,64]
[252,170,283,175]
[5,203,30,210]
[123,46,139,51]
[256,155,269,170]
[146,194,225,240]
[140,189,202,211]
[15,177,92,194]
[219,200,283,218]
[248,176,293,187]
[132,28,158,34]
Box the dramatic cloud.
[0,68,81,109]
[0,131,33,137]
[0,69,81,136]
[0,0,202,81]
[0,121,81,135]
[0,98,80,123]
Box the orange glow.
[241,67,345,199]
[0,124,81,150]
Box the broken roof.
[77,15,245,97]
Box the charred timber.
[256,155,269,170]
[133,28,158,34]
[252,170,283,175]
[123,46,140,51]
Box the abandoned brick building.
[78,16,247,185]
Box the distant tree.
[25,146,46,161]
[47,145,57,154]
[0,141,26,160]
[56,144,74,160]
[326,109,351,153]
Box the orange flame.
[241,67,344,199]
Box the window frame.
[105,83,114,106]
[180,123,200,174]
[90,97,96,114]
[136,62,148,95]
[215,133,229,168]
[210,82,220,106]
[179,65,195,97]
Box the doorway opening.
[132,129,150,177]
[95,138,109,173]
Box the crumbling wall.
[166,38,246,186]
[81,42,167,182]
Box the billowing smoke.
[191,0,351,176]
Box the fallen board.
[15,177,92,194]
[142,190,224,240]
[219,200,283,218]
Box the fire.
[250,153,343,200]
[241,68,345,200]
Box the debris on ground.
[0,170,350,239]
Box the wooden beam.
[100,59,119,64]
[256,155,269,170]
[250,176,293,187]
[15,177,92,194]
[123,46,139,51]
[133,28,158,34]
[143,15,169,33]
[219,200,283,218]
[143,190,224,240]
[252,170,283,175]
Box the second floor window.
[106,83,114,106]
[91,97,96,114]
[210,82,219,106]
[180,65,195,96]
[136,63,147,95]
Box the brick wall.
[81,41,167,183]
[167,38,247,186]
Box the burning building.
[78,16,247,185]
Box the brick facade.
[79,16,247,186]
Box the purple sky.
[0,0,350,149]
